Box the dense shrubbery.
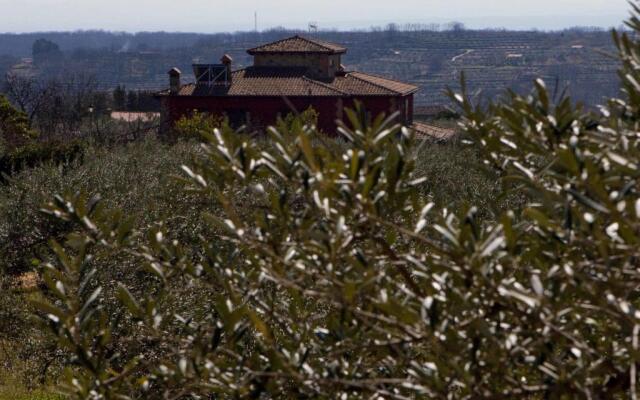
[0,94,36,155]
[0,139,200,275]
[0,139,202,394]
[0,126,495,395]
[0,141,84,183]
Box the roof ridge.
[295,35,343,51]
[301,76,348,96]
[247,35,346,54]
[246,36,293,53]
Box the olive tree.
[0,93,36,155]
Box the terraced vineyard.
[338,30,619,107]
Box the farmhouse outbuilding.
[157,35,418,133]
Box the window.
[227,109,248,128]
[330,58,335,67]
[277,109,292,121]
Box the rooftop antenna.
[309,21,318,35]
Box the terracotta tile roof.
[333,72,418,96]
[410,122,457,141]
[111,111,160,122]
[331,75,396,96]
[158,67,418,98]
[172,67,346,97]
[247,35,347,54]
[345,72,419,96]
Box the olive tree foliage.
[35,11,640,400]
[0,93,36,154]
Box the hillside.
[1,28,620,107]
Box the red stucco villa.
[157,35,423,134]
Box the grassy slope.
[0,386,63,400]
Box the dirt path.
[451,49,474,62]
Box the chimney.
[168,67,181,94]
[221,54,233,85]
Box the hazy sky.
[0,0,630,33]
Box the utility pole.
[255,12,258,32]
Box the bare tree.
[3,73,50,126]
[4,72,100,140]
[36,73,98,139]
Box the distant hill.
[0,28,620,107]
